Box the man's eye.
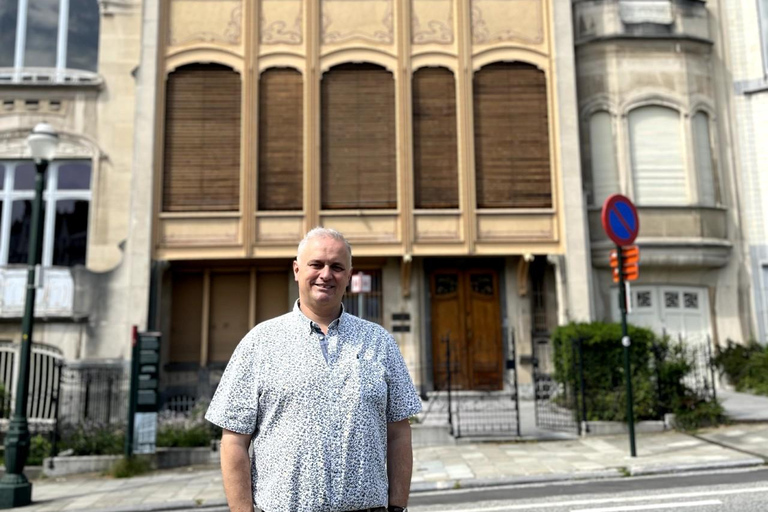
[310,263,322,269]
[332,266,343,271]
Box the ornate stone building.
[0,0,142,361]
[128,0,593,400]
[573,0,750,352]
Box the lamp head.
[27,123,59,163]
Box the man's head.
[293,228,353,318]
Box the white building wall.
[720,0,768,342]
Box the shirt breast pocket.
[357,359,387,406]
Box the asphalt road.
[409,467,768,512]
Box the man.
[206,227,422,512]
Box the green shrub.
[27,434,52,466]
[551,322,724,428]
[156,399,217,448]
[673,395,726,431]
[551,322,659,421]
[715,340,768,396]
[59,422,125,456]
[108,456,152,478]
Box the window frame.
[626,105,689,206]
[0,159,92,267]
[4,0,100,78]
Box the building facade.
[717,0,768,343]
[127,0,595,401]
[573,0,750,353]
[0,0,142,361]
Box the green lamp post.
[0,123,58,508]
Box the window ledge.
[0,68,103,88]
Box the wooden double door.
[431,269,503,391]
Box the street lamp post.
[0,123,58,508]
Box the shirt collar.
[293,300,345,333]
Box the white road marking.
[415,485,768,511]
[571,499,722,512]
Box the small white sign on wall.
[350,272,371,293]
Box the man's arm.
[387,418,413,508]
[220,429,254,512]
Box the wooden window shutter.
[321,63,397,210]
[473,62,552,209]
[258,68,303,210]
[163,63,241,212]
[413,67,459,209]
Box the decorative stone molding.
[0,130,96,159]
[412,0,453,45]
[98,0,139,16]
[168,0,242,46]
[471,0,544,45]
[322,0,394,45]
[261,0,303,45]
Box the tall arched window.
[258,68,303,211]
[321,63,396,210]
[589,111,619,206]
[692,112,717,206]
[628,106,687,205]
[412,67,459,209]
[163,63,242,212]
[473,62,551,209]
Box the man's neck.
[299,302,342,333]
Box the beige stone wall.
[154,0,570,261]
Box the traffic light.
[610,245,640,283]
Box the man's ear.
[293,260,299,281]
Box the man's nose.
[319,265,333,279]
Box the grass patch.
[108,456,152,478]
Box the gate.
[531,331,580,435]
[440,327,521,438]
[0,341,64,433]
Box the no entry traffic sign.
[601,194,640,247]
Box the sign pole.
[618,245,637,457]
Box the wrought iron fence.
[533,330,719,434]
[439,330,521,438]
[532,332,581,435]
[57,362,129,427]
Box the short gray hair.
[296,227,352,266]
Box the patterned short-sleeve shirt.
[205,301,422,512]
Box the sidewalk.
[18,424,767,512]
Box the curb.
[410,458,765,493]
[628,457,765,476]
[49,458,768,512]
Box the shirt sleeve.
[384,335,423,422]
[205,332,260,434]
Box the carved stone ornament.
[261,0,303,45]
[168,0,242,46]
[472,0,544,45]
[412,0,454,44]
[322,0,394,45]
[0,130,95,159]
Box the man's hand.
[220,429,254,512]
[387,419,413,508]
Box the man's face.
[293,236,352,314]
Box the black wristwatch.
[388,507,407,512]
